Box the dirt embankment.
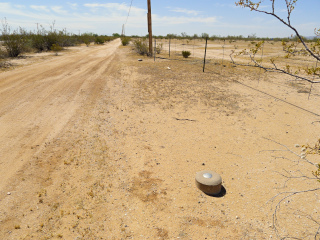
[0,39,320,239]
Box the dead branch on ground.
[263,137,320,239]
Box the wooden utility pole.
[121,24,125,36]
[147,0,153,56]
[35,23,39,33]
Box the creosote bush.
[0,48,8,59]
[155,43,163,54]
[182,50,191,58]
[94,36,105,45]
[0,20,117,59]
[51,44,63,55]
[121,37,131,46]
[1,20,29,57]
[30,26,78,52]
[81,33,95,47]
[31,33,47,52]
[133,39,149,55]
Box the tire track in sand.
[0,39,121,191]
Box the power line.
[122,0,133,36]
[124,0,133,26]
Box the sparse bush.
[30,27,48,52]
[201,33,209,39]
[29,26,77,52]
[104,36,115,42]
[2,32,28,57]
[95,36,105,45]
[0,48,8,59]
[1,20,116,57]
[51,44,63,55]
[58,32,78,47]
[156,43,163,54]
[182,50,191,58]
[31,34,47,52]
[121,37,131,46]
[31,30,60,52]
[81,33,94,47]
[83,39,90,47]
[78,33,95,47]
[1,20,28,57]
[133,39,149,55]
[45,32,60,49]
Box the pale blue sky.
[0,0,319,37]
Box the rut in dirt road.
[0,39,121,191]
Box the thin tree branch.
[262,137,317,166]
[242,4,320,61]
[230,51,320,84]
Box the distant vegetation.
[1,19,318,60]
[131,32,319,43]
[0,20,116,58]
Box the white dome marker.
[195,170,222,195]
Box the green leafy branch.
[301,139,320,182]
[236,0,319,61]
[313,164,320,182]
[233,0,320,84]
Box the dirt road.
[0,39,120,190]
[0,39,320,239]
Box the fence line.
[138,37,319,85]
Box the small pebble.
[7,192,11,195]
[294,144,300,148]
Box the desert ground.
[0,38,320,239]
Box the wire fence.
[143,37,320,83]
[151,38,226,61]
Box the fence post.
[203,37,208,72]
[258,41,264,84]
[221,39,225,72]
[169,38,171,58]
[193,37,195,57]
[154,38,156,61]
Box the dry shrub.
[133,39,149,55]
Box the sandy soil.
[0,39,320,240]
